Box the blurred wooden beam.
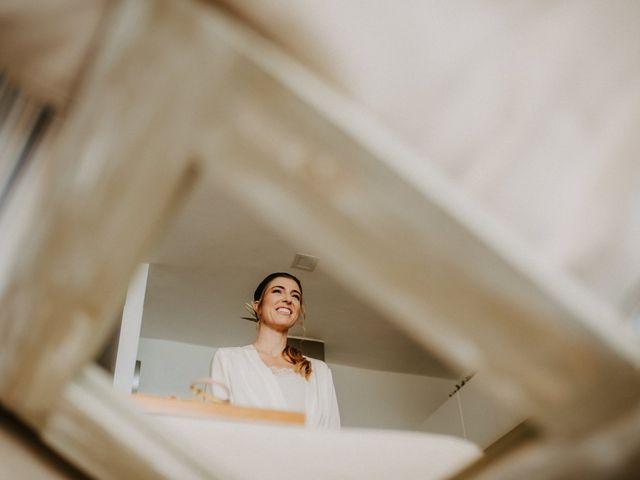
[0,0,110,108]
[0,406,88,479]
[0,0,204,429]
[0,0,638,479]
[42,365,234,479]
[196,3,640,440]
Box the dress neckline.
[269,365,297,376]
[250,344,295,373]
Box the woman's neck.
[253,324,288,357]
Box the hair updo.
[253,272,312,380]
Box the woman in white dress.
[210,272,341,429]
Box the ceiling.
[143,177,456,378]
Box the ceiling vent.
[291,253,318,272]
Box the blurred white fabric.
[217,0,640,313]
[161,416,482,479]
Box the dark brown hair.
[253,272,302,301]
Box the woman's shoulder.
[213,345,254,359]
[308,356,327,366]
[308,357,332,375]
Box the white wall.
[136,337,454,431]
[420,373,526,449]
[329,363,452,431]
[137,337,215,397]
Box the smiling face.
[253,276,302,332]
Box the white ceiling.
[143,178,456,378]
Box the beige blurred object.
[0,0,639,479]
[0,407,86,479]
[0,0,225,477]
[215,0,640,311]
[196,1,640,436]
[0,0,110,107]
[0,0,207,429]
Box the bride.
[210,272,340,429]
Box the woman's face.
[253,277,302,331]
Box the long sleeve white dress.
[210,344,341,429]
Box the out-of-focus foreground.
[1,1,639,479]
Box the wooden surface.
[0,0,110,107]
[0,0,205,429]
[0,406,88,480]
[198,2,640,439]
[43,365,238,480]
[132,393,305,425]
